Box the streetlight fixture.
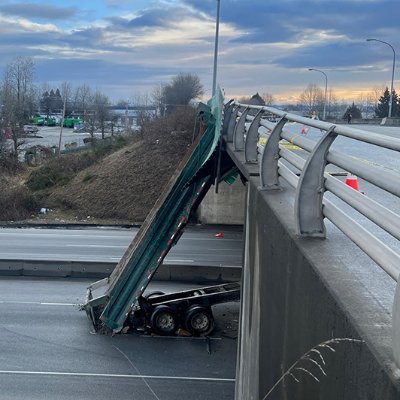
[212,0,221,96]
[366,38,396,118]
[308,68,328,120]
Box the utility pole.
[308,68,328,120]
[212,0,221,96]
[58,97,66,156]
[367,38,396,118]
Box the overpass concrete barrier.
[235,178,400,399]
[0,259,241,283]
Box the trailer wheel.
[144,291,165,301]
[184,306,214,336]
[150,305,177,335]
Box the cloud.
[273,41,381,69]
[33,57,207,98]
[183,0,400,44]
[0,3,77,20]
[0,0,396,101]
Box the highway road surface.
[0,225,243,267]
[0,277,238,400]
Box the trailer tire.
[184,306,214,336]
[150,305,177,335]
[144,291,165,301]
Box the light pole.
[308,68,328,120]
[212,0,221,96]
[367,38,396,118]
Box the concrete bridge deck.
[219,99,400,400]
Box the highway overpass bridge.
[82,89,400,399]
[221,98,400,399]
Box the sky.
[0,0,398,104]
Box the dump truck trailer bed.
[84,90,240,335]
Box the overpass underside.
[227,143,400,399]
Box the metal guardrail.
[222,100,400,365]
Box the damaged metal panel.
[85,89,224,332]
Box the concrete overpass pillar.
[197,179,246,225]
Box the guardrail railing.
[222,100,400,365]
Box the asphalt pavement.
[0,225,243,265]
[0,277,239,400]
[21,126,90,151]
[0,225,243,281]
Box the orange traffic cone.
[345,175,364,193]
[215,232,223,238]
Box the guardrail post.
[295,125,337,237]
[260,116,287,190]
[226,106,240,142]
[392,282,400,367]
[234,107,250,151]
[245,109,263,163]
[222,100,234,136]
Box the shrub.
[141,107,196,145]
[26,167,70,190]
[0,178,38,220]
[0,152,23,175]
[26,137,131,191]
[82,172,96,183]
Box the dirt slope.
[45,127,195,224]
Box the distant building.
[109,105,157,127]
[248,93,265,106]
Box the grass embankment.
[0,107,197,224]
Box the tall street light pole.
[367,38,396,118]
[308,68,328,120]
[212,0,221,96]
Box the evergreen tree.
[39,88,63,115]
[343,102,362,120]
[375,87,399,118]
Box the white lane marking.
[140,335,222,341]
[164,259,194,263]
[0,301,76,306]
[180,237,241,242]
[0,370,235,382]
[0,253,121,261]
[0,232,134,239]
[65,245,127,248]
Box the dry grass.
[0,175,38,221]
[261,338,364,399]
[0,108,198,224]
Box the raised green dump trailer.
[84,90,240,336]
[46,117,57,126]
[31,116,44,126]
[63,117,82,128]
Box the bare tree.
[132,92,154,126]
[298,83,324,117]
[152,83,166,116]
[57,82,74,154]
[73,84,92,121]
[1,57,35,154]
[370,85,386,117]
[93,90,111,139]
[262,92,275,106]
[327,88,339,118]
[159,73,204,113]
[357,93,374,119]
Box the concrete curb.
[0,259,241,283]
